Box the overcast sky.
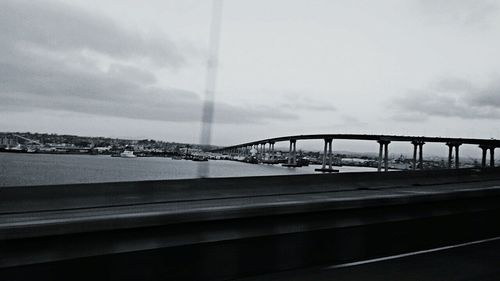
[1,0,500,155]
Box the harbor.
[0,132,485,171]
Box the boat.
[191,155,208,162]
[120,150,137,158]
[4,145,27,153]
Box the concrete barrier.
[2,168,500,280]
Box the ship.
[120,150,137,158]
[191,155,208,162]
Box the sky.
[1,0,500,156]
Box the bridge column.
[446,142,461,169]
[262,143,266,161]
[411,141,419,170]
[418,142,424,170]
[384,142,390,172]
[269,142,274,160]
[490,147,495,168]
[378,142,383,172]
[377,140,390,172]
[411,140,424,170]
[480,146,487,168]
[273,143,276,159]
[322,139,327,169]
[288,140,297,165]
[447,143,453,169]
[288,141,292,164]
[412,142,418,168]
[328,139,333,170]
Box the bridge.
[213,134,499,171]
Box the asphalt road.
[237,236,500,281]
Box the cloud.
[322,114,368,130]
[0,0,184,68]
[278,94,337,112]
[0,0,295,125]
[417,0,498,26]
[393,77,500,120]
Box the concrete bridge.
[213,134,499,171]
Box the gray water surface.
[0,153,376,187]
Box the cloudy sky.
[2,0,500,155]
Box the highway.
[2,168,500,280]
[238,236,500,281]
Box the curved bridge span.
[214,134,500,172]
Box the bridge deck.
[216,133,500,150]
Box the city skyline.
[0,130,491,160]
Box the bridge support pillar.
[287,140,297,165]
[385,142,389,172]
[480,145,496,168]
[264,143,268,161]
[481,146,487,168]
[411,141,425,170]
[292,140,296,164]
[411,142,424,170]
[377,140,390,172]
[320,139,334,170]
[378,142,383,172]
[316,139,338,172]
[448,144,453,169]
[412,143,418,170]
[418,142,424,170]
[490,147,495,168]
[446,142,461,169]
[261,143,266,161]
[322,140,327,169]
[269,142,275,161]
[328,139,333,170]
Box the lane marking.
[325,236,500,269]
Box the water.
[0,153,376,187]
